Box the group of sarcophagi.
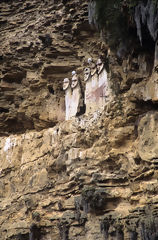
[63,58,111,120]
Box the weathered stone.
[87,58,99,113]
[137,112,158,161]
[97,58,112,108]
[63,78,72,120]
[84,67,92,114]
[1,0,158,239]
[71,71,83,118]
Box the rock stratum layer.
[1,0,158,239]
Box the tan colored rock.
[129,70,158,102]
[137,112,158,161]
[1,0,158,239]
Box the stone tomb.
[84,67,92,114]
[71,71,82,117]
[87,58,99,113]
[84,58,111,115]
[63,78,72,121]
[63,72,82,120]
[96,58,110,109]
[63,58,111,120]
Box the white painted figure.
[87,58,99,112]
[63,78,72,120]
[96,58,110,109]
[84,67,91,82]
[88,58,98,89]
[71,71,82,117]
[84,67,92,114]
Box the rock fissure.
[1,0,158,239]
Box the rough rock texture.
[1,0,158,240]
[0,0,101,135]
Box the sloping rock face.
[0,0,99,134]
[1,0,158,240]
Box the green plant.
[91,0,132,48]
[89,0,158,48]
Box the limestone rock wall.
[0,0,101,135]
[1,0,158,240]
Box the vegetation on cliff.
[88,0,158,50]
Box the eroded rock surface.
[1,0,158,240]
[0,0,96,134]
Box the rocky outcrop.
[0,104,158,239]
[0,0,100,135]
[1,0,158,240]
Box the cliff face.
[1,0,158,240]
[0,0,98,134]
